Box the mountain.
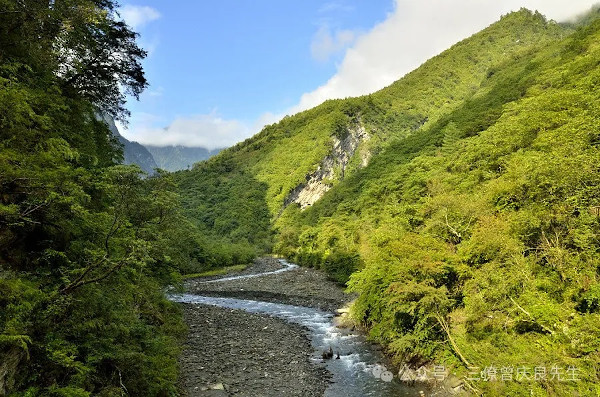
[101,115,158,174]
[175,9,567,246]
[145,145,223,172]
[98,117,222,173]
[174,9,600,396]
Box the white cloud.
[127,1,600,149]
[120,112,249,150]
[311,26,357,62]
[288,0,600,114]
[120,5,161,30]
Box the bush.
[322,251,362,285]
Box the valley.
[2,3,600,396]
[172,8,600,396]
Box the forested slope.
[177,8,600,395]
[280,11,600,396]
[177,11,567,226]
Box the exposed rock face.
[284,122,370,209]
[118,138,159,175]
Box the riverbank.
[179,304,330,396]
[176,258,452,397]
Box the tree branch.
[509,296,554,335]
[59,257,127,295]
[59,255,108,294]
[444,213,462,241]
[435,314,471,367]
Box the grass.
[182,264,248,279]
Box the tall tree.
[0,0,147,119]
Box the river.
[170,259,433,396]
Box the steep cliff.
[284,121,370,209]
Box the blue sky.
[134,1,392,120]
[119,0,599,149]
[119,1,393,147]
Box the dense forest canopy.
[0,1,207,395]
[175,8,600,396]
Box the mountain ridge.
[176,8,567,230]
[101,116,222,172]
[101,115,159,174]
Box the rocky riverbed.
[184,257,354,312]
[179,304,330,396]
[178,257,351,396]
[177,258,460,397]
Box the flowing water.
[170,260,429,396]
[195,260,299,284]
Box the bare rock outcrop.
[284,122,370,209]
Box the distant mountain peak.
[145,145,224,172]
[100,114,159,175]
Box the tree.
[0,0,147,120]
[0,1,190,395]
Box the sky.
[118,0,600,150]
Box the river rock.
[200,390,228,397]
[178,304,330,396]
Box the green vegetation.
[5,2,600,395]
[178,8,600,395]
[181,264,247,279]
[173,155,270,272]
[0,1,205,395]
